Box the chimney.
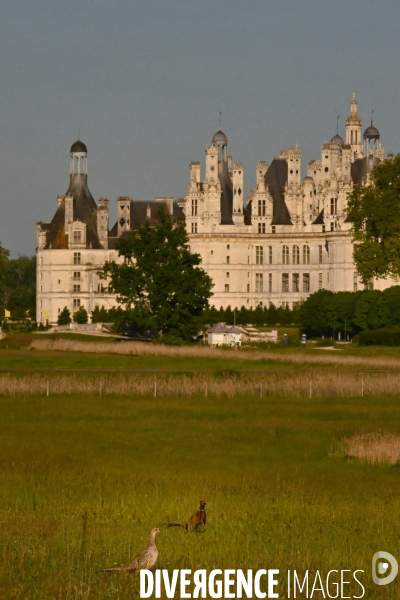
[97,198,109,249]
[64,195,74,231]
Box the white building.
[36,95,394,324]
[36,140,181,324]
[207,324,242,346]
[178,94,392,310]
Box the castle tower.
[205,143,219,184]
[346,93,363,159]
[212,129,228,166]
[363,115,384,173]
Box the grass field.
[1,333,400,598]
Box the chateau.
[36,94,392,324]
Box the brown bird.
[100,527,160,572]
[164,500,206,532]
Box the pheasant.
[164,500,206,532]
[100,527,160,572]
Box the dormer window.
[73,231,81,244]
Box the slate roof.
[44,173,102,250]
[351,157,381,186]
[265,159,292,225]
[109,200,184,237]
[244,200,252,225]
[312,208,325,225]
[208,324,241,334]
[219,162,234,225]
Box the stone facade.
[36,94,394,324]
[178,93,392,310]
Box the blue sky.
[1,0,399,256]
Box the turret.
[346,93,363,159]
[363,113,383,172]
[70,139,88,176]
[205,143,219,184]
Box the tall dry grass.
[331,432,400,465]
[1,370,400,397]
[29,338,400,368]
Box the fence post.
[205,381,208,397]
[260,384,263,398]
[309,379,312,399]
[154,380,157,398]
[361,376,364,397]
[47,380,49,397]
[99,381,102,398]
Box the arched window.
[292,245,300,265]
[282,245,289,265]
[303,245,310,264]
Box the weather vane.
[219,111,222,129]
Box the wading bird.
[164,500,206,531]
[100,527,160,572]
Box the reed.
[29,338,400,369]
[1,370,400,397]
[331,431,400,465]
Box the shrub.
[73,306,88,324]
[58,307,71,326]
[357,328,400,346]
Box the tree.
[3,255,36,319]
[91,305,110,323]
[354,290,383,331]
[100,208,213,340]
[73,306,88,324]
[0,241,10,309]
[58,306,71,325]
[378,286,400,328]
[298,289,335,334]
[347,154,400,282]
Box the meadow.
[1,334,400,598]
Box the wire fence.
[1,370,400,398]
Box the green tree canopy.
[346,154,400,282]
[3,255,36,319]
[298,289,335,334]
[73,306,88,324]
[354,290,383,331]
[100,208,213,340]
[58,307,71,326]
[0,241,10,308]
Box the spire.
[351,92,358,115]
[336,115,340,133]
